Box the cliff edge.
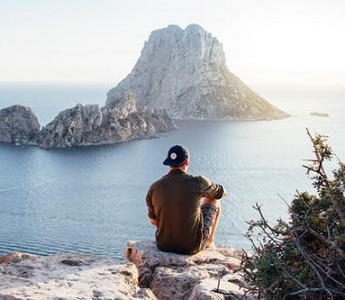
[0,240,256,300]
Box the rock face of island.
[0,105,40,145]
[107,24,289,120]
[37,96,175,148]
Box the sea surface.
[0,82,344,258]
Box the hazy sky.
[1,0,344,88]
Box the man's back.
[147,169,219,254]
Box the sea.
[0,82,344,258]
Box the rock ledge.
[0,241,256,300]
[0,252,155,299]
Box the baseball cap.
[163,145,189,167]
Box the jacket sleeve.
[146,186,157,220]
[199,176,225,199]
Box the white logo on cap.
[170,152,177,160]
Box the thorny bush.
[241,129,345,299]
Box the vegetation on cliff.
[242,129,345,299]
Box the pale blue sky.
[1,0,344,88]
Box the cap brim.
[163,158,184,167]
[163,158,171,166]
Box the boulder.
[125,240,256,299]
[0,105,40,145]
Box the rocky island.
[0,102,175,149]
[0,24,289,148]
[310,111,329,117]
[107,24,289,121]
[36,95,176,148]
[0,105,40,145]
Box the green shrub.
[242,129,345,299]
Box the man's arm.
[146,188,157,226]
[201,176,227,199]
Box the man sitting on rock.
[146,145,227,255]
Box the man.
[146,145,227,255]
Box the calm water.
[0,83,344,258]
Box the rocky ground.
[0,252,154,299]
[0,240,256,300]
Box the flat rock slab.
[0,252,155,300]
